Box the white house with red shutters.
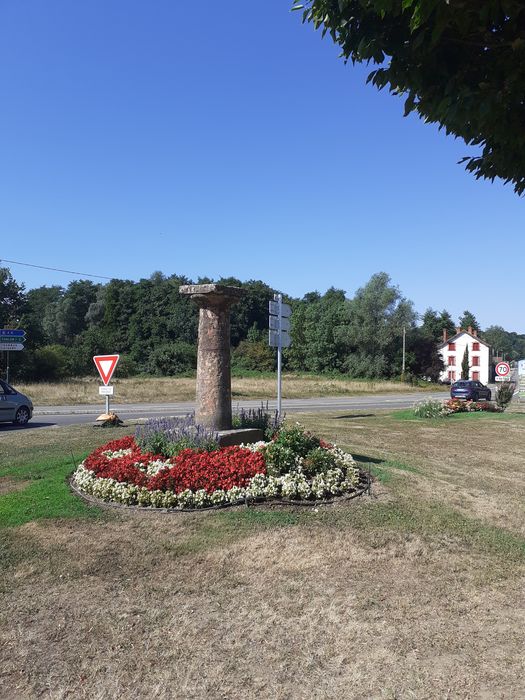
[437,327,491,384]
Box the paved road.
[0,392,447,432]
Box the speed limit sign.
[495,361,510,377]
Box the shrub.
[413,399,445,418]
[272,425,321,457]
[496,382,515,411]
[114,354,138,378]
[135,414,219,457]
[232,340,275,371]
[231,406,284,440]
[147,342,196,376]
[302,447,339,477]
[264,442,301,476]
[31,344,71,380]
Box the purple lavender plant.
[135,413,219,457]
[231,405,284,440]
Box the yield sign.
[93,354,119,385]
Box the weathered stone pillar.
[179,284,245,430]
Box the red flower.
[84,438,266,494]
[148,447,266,493]
[84,436,160,486]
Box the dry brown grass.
[16,374,441,406]
[1,410,524,699]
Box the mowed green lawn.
[1,408,524,699]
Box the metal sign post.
[0,329,26,382]
[517,359,525,401]
[93,355,119,415]
[269,295,292,418]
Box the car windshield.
[454,382,469,387]
[0,379,15,394]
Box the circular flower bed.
[72,425,364,510]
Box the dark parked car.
[450,380,492,401]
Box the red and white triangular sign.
[93,354,119,385]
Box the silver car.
[0,379,34,425]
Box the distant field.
[16,373,445,405]
[1,407,524,697]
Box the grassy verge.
[392,407,525,421]
[0,424,134,527]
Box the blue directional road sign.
[0,329,26,338]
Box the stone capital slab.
[179,284,246,309]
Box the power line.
[0,258,113,281]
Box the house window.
[472,342,480,351]
[448,343,456,351]
[472,356,480,366]
[472,371,480,381]
[448,355,456,366]
[448,370,456,381]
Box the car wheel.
[472,392,479,401]
[13,406,31,426]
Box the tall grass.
[16,374,443,406]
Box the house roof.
[437,330,491,350]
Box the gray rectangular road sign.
[269,315,290,332]
[269,300,291,318]
[269,329,291,348]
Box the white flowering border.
[71,442,365,511]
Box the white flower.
[177,490,195,508]
[280,472,311,499]
[102,448,133,459]
[226,486,246,503]
[210,490,227,505]
[245,473,268,499]
[239,441,268,452]
[145,459,172,476]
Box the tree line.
[1,266,524,382]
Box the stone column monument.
[179,284,245,430]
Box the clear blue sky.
[0,1,523,332]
